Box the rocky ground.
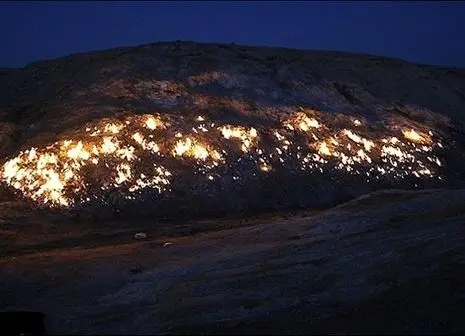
[1,188,464,334]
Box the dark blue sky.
[1,1,464,68]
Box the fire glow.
[1,111,444,208]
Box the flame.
[172,137,222,161]
[145,116,164,130]
[1,114,174,207]
[67,141,90,160]
[115,163,132,185]
[132,132,153,152]
[192,144,209,160]
[318,142,333,156]
[343,129,375,151]
[402,129,430,144]
[103,123,123,134]
[0,111,445,208]
[286,112,321,131]
[173,138,192,157]
[220,125,258,152]
[259,164,271,172]
[258,157,272,172]
[101,137,119,154]
[132,132,144,145]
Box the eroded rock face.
[1,41,465,217]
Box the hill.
[1,41,465,218]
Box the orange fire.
[0,111,444,208]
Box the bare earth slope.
[1,188,464,334]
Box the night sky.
[1,1,464,68]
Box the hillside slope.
[1,41,465,217]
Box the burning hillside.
[0,110,447,210]
[0,41,464,217]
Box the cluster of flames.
[0,111,444,207]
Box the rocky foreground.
[1,188,464,334]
